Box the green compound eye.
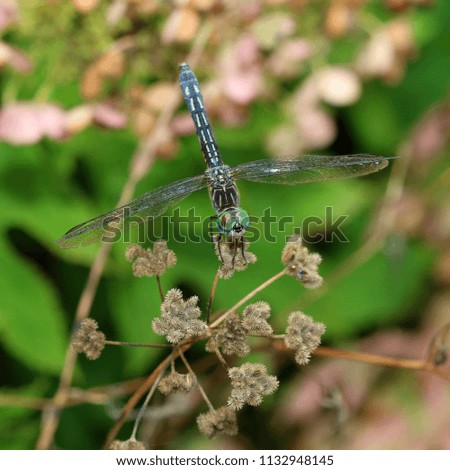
[236,209,250,229]
[216,209,250,234]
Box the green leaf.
[0,239,68,374]
[108,275,165,375]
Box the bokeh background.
[0,0,449,450]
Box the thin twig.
[0,395,50,410]
[178,348,215,411]
[103,344,191,449]
[314,346,450,380]
[271,342,450,381]
[156,275,165,303]
[210,270,286,328]
[104,356,170,449]
[207,268,221,324]
[130,367,166,440]
[212,346,229,370]
[105,340,172,349]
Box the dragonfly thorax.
[205,165,233,185]
[217,207,250,239]
[206,165,241,213]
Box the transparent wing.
[57,174,208,248]
[230,154,394,185]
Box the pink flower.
[222,67,262,105]
[0,103,66,144]
[93,103,127,129]
[0,0,19,32]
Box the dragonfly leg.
[209,215,218,242]
[231,239,238,267]
[240,237,248,265]
[215,234,225,264]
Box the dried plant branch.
[271,343,450,381]
[178,348,214,411]
[130,367,166,441]
[103,343,194,449]
[105,340,172,349]
[156,275,165,303]
[207,268,221,324]
[210,270,286,329]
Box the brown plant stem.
[207,268,221,324]
[130,367,166,441]
[156,275,165,303]
[105,340,172,349]
[103,344,192,449]
[210,270,286,329]
[271,342,450,381]
[314,346,450,380]
[178,348,215,411]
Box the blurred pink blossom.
[408,104,449,163]
[170,113,195,136]
[0,101,127,145]
[292,78,321,109]
[268,38,312,79]
[0,0,19,32]
[220,34,263,105]
[0,41,33,73]
[295,107,337,149]
[356,30,395,78]
[350,412,412,449]
[238,0,262,21]
[37,106,67,140]
[314,66,361,107]
[0,103,66,144]
[222,67,262,105]
[92,103,127,129]
[233,33,260,67]
[279,364,346,422]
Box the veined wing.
[57,174,208,248]
[231,154,395,185]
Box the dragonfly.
[57,63,393,256]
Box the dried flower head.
[206,313,250,357]
[157,372,196,395]
[152,288,207,343]
[282,237,323,288]
[71,318,105,360]
[125,240,176,277]
[214,236,257,279]
[284,311,326,365]
[197,406,238,439]
[429,322,450,366]
[110,438,146,450]
[227,363,279,410]
[242,301,273,335]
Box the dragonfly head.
[217,208,250,238]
